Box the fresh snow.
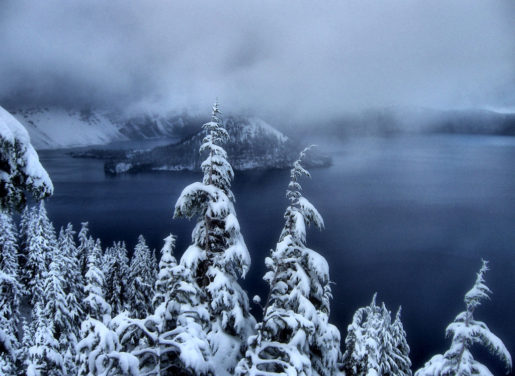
[12,107,125,149]
[0,106,53,205]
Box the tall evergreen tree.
[77,222,93,280]
[23,202,57,304]
[152,234,177,309]
[236,147,341,376]
[128,235,156,319]
[103,241,130,316]
[25,302,63,376]
[39,254,77,375]
[0,211,21,375]
[82,239,111,325]
[77,238,138,376]
[174,101,255,375]
[57,224,84,328]
[342,294,411,376]
[415,261,512,376]
[392,308,412,376]
[115,234,213,376]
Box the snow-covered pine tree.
[152,234,177,309]
[128,235,156,319]
[0,210,22,375]
[82,239,111,325]
[342,294,411,376]
[28,255,74,376]
[77,316,139,376]
[77,238,139,376]
[415,260,512,376]
[23,202,58,305]
[103,241,130,316]
[0,106,53,212]
[115,234,213,376]
[174,101,255,375]
[236,147,341,376]
[57,223,84,333]
[392,307,412,376]
[77,222,93,280]
[25,302,63,376]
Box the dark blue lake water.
[39,134,515,374]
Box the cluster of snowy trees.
[0,103,512,376]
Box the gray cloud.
[0,0,514,124]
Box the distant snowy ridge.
[103,116,330,174]
[9,107,194,150]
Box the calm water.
[40,135,515,374]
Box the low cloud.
[0,0,514,124]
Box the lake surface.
[39,134,515,374]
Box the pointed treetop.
[161,234,177,256]
[464,259,491,311]
[281,146,324,245]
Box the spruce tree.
[392,308,412,376]
[82,239,111,325]
[415,260,512,376]
[23,202,57,304]
[0,211,21,376]
[152,234,177,309]
[236,147,341,376]
[103,241,130,316]
[77,222,93,281]
[57,224,84,330]
[342,294,412,376]
[40,256,76,375]
[128,235,156,319]
[25,302,63,376]
[77,238,138,376]
[174,101,255,375]
[115,234,213,376]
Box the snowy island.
[90,117,331,174]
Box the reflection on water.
[40,134,515,374]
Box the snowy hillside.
[103,116,330,174]
[9,107,194,150]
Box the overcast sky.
[0,0,514,123]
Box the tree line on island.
[0,104,511,375]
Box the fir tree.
[128,235,156,319]
[25,302,63,376]
[23,202,57,305]
[392,308,412,376]
[58,224,84,328]
[342,294,411,376]
[115,234,213,376]
[82,240,111,325]
[77,238,138,376]
[40,255,76,375]
[76,317,139,376]
[415,260,512,376]
[236,147,341,376]
[174,101,255,375]
[0,211,21,375]
[77,222,93,280]
[152,234,177,309]
[103,241,130,316]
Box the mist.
[0,0,514,125]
